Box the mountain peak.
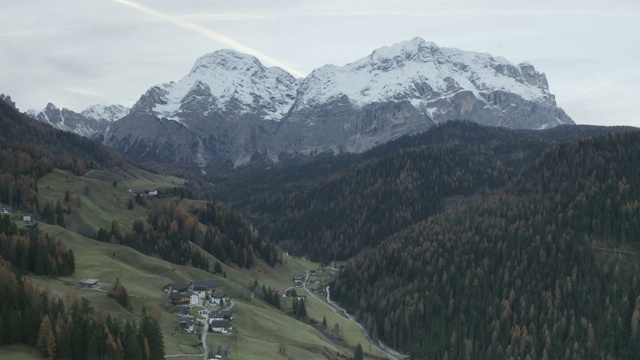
[81,104,130,122]
[190,49,264,74]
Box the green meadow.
[2,168,384,359]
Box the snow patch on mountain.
[149,50,299,122]
[296,37,552,112]
[81,104,129,122]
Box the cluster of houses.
[291,269,325,295]
[164,279,233,335]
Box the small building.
[277,288,287,297]
[188,291,199,306]
[165,281,191,294]
[80,278,99,287]
[192,279,221,292]
[218,344,231,356]
[197,309,208,316]
[22,214,31,222]
[209,320,231,334]
[179,315,196,334]
[147,190,158,196]
[208,310,233,323]
[293,275,305,282]
[297,294,307,301]
[210,290,227,305]
[0,203,12,214]
[169,292,192,306]
[174,305,190,316]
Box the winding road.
[302,271,406,360]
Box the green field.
[1,168,384,359]
[37,168,185,234]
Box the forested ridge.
[330,129,640,358]
[95,199,281,270]
[219,121,632,263]
[0,99,130,215]
[214,121,640,358]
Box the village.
[163,279,233,358]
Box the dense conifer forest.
[218,122,634,263]
[218,121,640,358]
[329,130,640,358]
[95,199,281,270]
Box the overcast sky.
[1,0,639,126]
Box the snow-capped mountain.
[131,50,298,122]
[293,38,561,124]
[29,103,129,137]
[81,104,129,123]
[100,37,573,170]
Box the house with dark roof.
[193,279,221,291]
[208,310,233,323]
[174,305,190,315]
[166,281,191,294]
[179,315,197,334]
[218,344,231,356]
[209,320,231,334]
[210,290,227,305]
[169,292,192,306]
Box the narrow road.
[592,246,640,256]
[201,325,208,360]
[302,272,406,360]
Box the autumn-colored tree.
[36,315,56,359]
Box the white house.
[193,285,208,299]
[209,320,231,334]
[188,291,199,306]
[22,214,31,222]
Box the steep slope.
[103,38,572,169]
[220,122,636,263]
[28,103,128,137]
[0,97,131,213]
[328,129,640,358]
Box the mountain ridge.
[27,37,575,170]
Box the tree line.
[0,215,74,277]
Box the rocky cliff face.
[100,37,573,171]
[28,103,129,137]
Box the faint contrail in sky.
[112,0,306,77]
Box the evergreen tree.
[55,200,65,227]
[354,343,364,360]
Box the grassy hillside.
[26,222,377,359]
[37,168,184,235]
[4,168,385,359]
